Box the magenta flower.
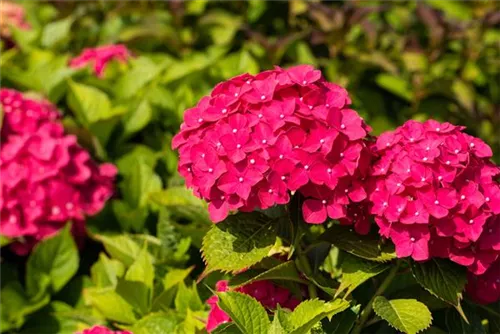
[368,119,500,274]
[173,65,372,227]
[206,279,300,332]
[69,44,131,78]
[0,89,116,255]
[76,326,132,334]
[465,258,500,305]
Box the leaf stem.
[298,253,318,299]
[351,259,402,334]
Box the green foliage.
[287,299,350,334]
[217,291,270,334]
[201,212,280,274]
[373,297,433,334]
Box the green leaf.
[41,17,73,48]
[229,261,307,288]
[121,157,162,209]
[410,259,466,308]
[320,224,397,262]
[114,57,169,99]
[445,306,486,334]
[373,297,432,334]
[90,253,125,288]
[86,288,137,324]
[151,267,193,312]
[288,299,350,334]
[116,280,150,316]
[426,0,472,20]
[324,304,361,334]
[96,234,141,267]
[336,255,390,298]
[125,246,154,289]
[0,234,11,247]
[112,200,149,232]
[149,187,210,224]
[174,281,203,314]
[164,267,193,291]
[375,74,413,101]
[67,81,120,126]
[212,323,243,334]
[217,291,270,334]
[121,99,153,139]
[130,312,181,334]
[26,224,79,296]
[201,212,279,274]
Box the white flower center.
[340,124,346,129]
[222,108,227,114]
[238,177,244,183]
[198,118,203,123]
[260,95,266,100]
[52,206,61,215]
[250,159,256,164]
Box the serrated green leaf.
[336,255,390,298]
[217,291,270,334]
[26,224,79,296]
[373,297,432,334]
[174,281,203,314]
[288,298,350,334]
[229,261,307,288]
[212,323,242,334]
[201,212,279,274]
[87,288,137,324]
[96,234,141,267]
[410,259,466,308]
[320,225,396,262]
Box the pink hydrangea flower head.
[0,1,30,38]
[173,65,372,229]
[465,258,500,305]
[76,325,132,334]
[368,119,500,273]
[69,44,131,78]
[206,279,300,332]
[0,89,117,255]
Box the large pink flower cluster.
[69,44,131,78]
[0,89,116,255]
[206,280,300,332]
[367,120,500,274]
[173,65,372,229]
[76,325,132,334]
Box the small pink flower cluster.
[69,44,131,78]
[368,120,500,275]
[0,89,117,255]
[0,1,30,38]
[206,280,299,332]
[76,325,132,334]
[173,65,372,230]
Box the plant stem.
[351,260,402,334]
[298,253,318,299]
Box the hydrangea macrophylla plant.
[173,65,372,231]
[76,326,132,334]
[0,89,117,255]
[69,44,131,78]
[206,280,300,332]
[367,120,500,274]
[465,257,500,305]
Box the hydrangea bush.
[174,66,500,334]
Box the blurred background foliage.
[0,0,499,333]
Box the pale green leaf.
[90,253,125,288]
[375,74,413,101]
[86,288,137,324]
[336,255,390,298]
[130,312,181,334]
[96,234,141,267]
[174,281,203,314]
[26,224,79,296]
[217,291,270,334]
[410,259,466,307]
[288,298,350,334]
[41,17,73,48]
[373,297,432,334]
[67,81,121,126]
[121,157,162,209]
[125,246,154,289]
[201,212,279,274]
[121,99,153,138]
